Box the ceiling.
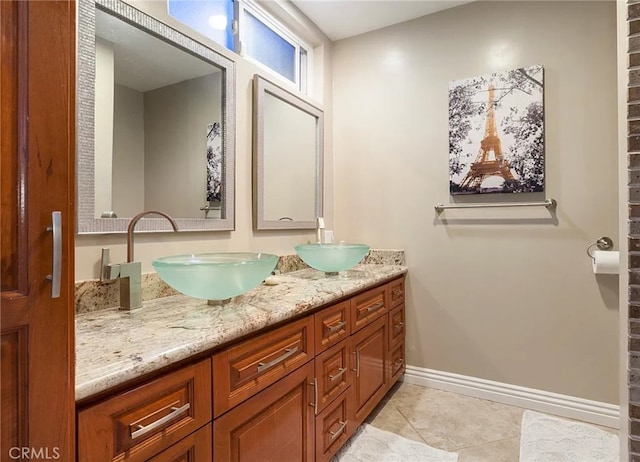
[288,0,474,41]
[96,9,219,92]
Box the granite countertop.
[75,264,407,401]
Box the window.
[237,0,311,92]
[168,0,234,50]
[168,0,312,93]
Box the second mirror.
[252,75,324,230]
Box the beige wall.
[144,73,221,217]
[112,84,145,217]
[94,38,114,217]
[111,74,222,218]
[332,1,619,403]
[75,0,333,280]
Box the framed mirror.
[252,75,324,230]
[77,0,236,233]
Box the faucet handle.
[100,248,120,281]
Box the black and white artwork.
[449,64,544,195]
[206,122,222,202]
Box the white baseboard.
[402,365,620,429]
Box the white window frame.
[236,0,313,94]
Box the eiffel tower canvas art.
[449,65,544,195]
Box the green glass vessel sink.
[294,243,370,274]
[152,252,278,303]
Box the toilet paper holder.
[586,236,614,261]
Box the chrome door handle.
[46,211,62,298]
[131,403,190,440]
[257,346,299,373]
[309,377,318,415]
[352,350,360,377]
[326,321,346,334]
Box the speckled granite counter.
[75,264,407,401]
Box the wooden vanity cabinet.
[77,276,406,461]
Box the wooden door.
[213,362,315,462]
[1,1,75,461]
[350,316,387,427]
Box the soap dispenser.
[316,217,325,243]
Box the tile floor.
[364,381,618,461]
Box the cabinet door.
[1,1,75,459]
[213,362,315,462]
[350,317,388,427]
[147,424,212,462]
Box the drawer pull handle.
[130,403,190,440]
[394,358,405,368]
[393,289,404,297]
[257,346,299,373]
[365,301,384,313]
[328,368,347,382]
[329,421,348,441]
[326,320,346,334]
[395,322,405,330]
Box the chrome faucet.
[101,210,178,310]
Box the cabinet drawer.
[315,338,351,414]
[350,284,388,332]
[315,390,353,462]
[388,277,405,308]
[314,300,350,353]
[389,341,405,386]
[388,303,405,350]
[213,316,315,417]
[77,359,212,462]
[147,423,212,462]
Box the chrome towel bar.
[435,198,556,214]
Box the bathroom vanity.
[75,265,406,461]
